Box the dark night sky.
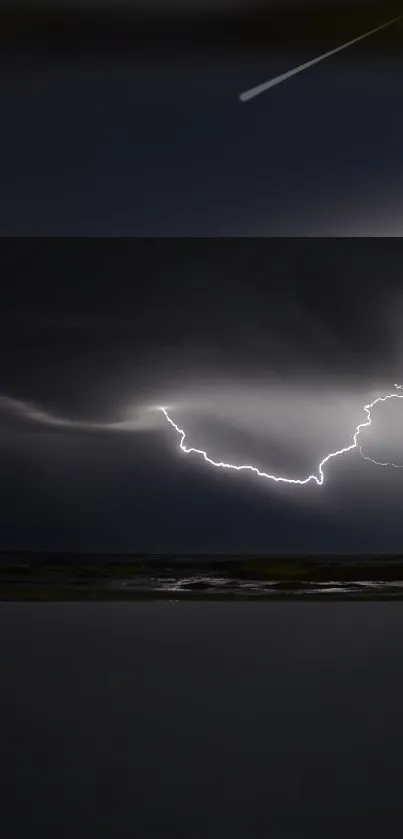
[2,2,403,235]
[2,238,403,554]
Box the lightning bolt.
[159,384,403,487]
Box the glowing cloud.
[159,384,403,486]
[0,396,160,434]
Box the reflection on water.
[114,575,403,598]
[4,573,403,599]
[3,555,403,599]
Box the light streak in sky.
[239,13,403,102]
[159,385,403,487]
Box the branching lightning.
[159,385,403,487]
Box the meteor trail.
[239,13,403,102]
[159,385,403,487]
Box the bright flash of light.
[159,384,403,487]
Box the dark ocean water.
[3,553,403,599]
[109,575,403,598]
[4,575,403,599]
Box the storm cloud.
[2,238,403,552]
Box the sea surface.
[3,553,403,600]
